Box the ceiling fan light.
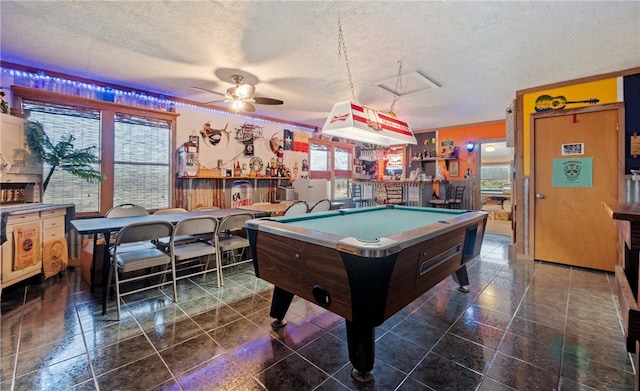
[235,84,255,99]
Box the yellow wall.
[522,78,619,175]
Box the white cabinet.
[0,206,67,293]
[0,114,42,178]
[1,211,42,291]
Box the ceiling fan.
[192,74,283,113]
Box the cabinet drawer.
[40,209,66,219]
[7,212,40,224]
[42,225,65,242]
[41,216,64,231]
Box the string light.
[0,67,314,133]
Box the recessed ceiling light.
[485,144,496,152]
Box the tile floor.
[0,234,635,390]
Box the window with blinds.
[21,101,172,213]
[22,101,102,212]
[113,114,170,209]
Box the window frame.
[12,86,179,217]
[308,138,354,199]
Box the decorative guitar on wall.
[534,95,600,112]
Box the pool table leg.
[270,286,294,328]
[346,320,375,382]
[453,265,470,293]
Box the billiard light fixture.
[322,101,417,147]
[466,141,475,153]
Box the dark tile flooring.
[0,234,635,390]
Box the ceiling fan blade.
[235,84,255,100]
[191,86,225,96]
[204,99,225,105]
[254,97,284,105]
[241,101,256,112]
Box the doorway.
[532,105,622,271]
[479,141,513,236]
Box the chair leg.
[105,263,116,316]
[169,260,178,303]
[216,251,224,286]
[113,268,122,321]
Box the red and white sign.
[322,101,417,146]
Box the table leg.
[453,265,470,293]
[636,341,640,391]
[90,233,98,292]
[102,232,111,316]
[346,320,375,382]
[270,286,294,328]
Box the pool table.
[246,205,487,381]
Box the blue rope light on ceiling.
[0,67,315,132]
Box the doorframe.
[528,103,625,258]
[473,138,509,211]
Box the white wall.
[174,105,312,178]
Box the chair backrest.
[351,184,362,198]
[106,203,148,218]
[194,206,221,211]
[154,207,187,215]
[454,186,465,201]
[114,220,173,247]
[283,201,309,216]
[218,213,254,233]
[444,185,456,200]
[309,199,331,213]
[173,215,218,242]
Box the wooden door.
[533,108,620,271]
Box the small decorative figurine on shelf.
[276,145,284,163]
[435,165,446,182]
[233,160,242,177]
[0,88,9,114]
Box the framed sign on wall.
[449,160,459,177]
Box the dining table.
[237,201,295,216]
[70,207,269,315]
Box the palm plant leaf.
[24,120,105,192]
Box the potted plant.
[25,120,105,193]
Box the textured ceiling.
[1,1,639,131]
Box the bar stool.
[351,184,372,207]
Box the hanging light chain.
[337,18,356,103]
[389,60,403,114]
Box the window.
[308,139,353,199]
[480,164,511,193]
[16,89,177,215]
[113,114,171,209]
[22,101,102,212]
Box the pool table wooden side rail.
[252,230,354,321]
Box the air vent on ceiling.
[375,70,441,97]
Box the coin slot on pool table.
[312,285,331,307]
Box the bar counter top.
[603,201,640,222]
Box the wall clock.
[249,156,263,173]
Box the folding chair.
[283,201,309,216]
[170,216,219,293]
[106,220,175,320]
[215,213,254,285]
[309,199,331,213]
